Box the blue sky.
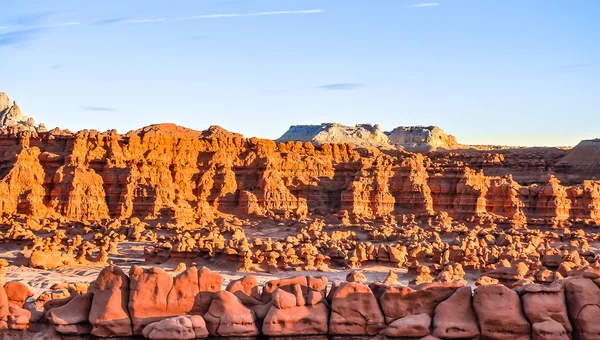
[1,0,598,146]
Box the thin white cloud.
[180,9,324,20]
[120,9,325,24]
[406,3,440,8]
[49,22,81,28]
[127,18,167,24]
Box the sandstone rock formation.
[387,125,459,151]
[3,266,600,339]
[277,123,391,147]
[0,119,593,230]
[0,92,45,132]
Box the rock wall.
[0,123,598,227]
[4,265,600,339]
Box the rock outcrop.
[277,123,391,147]
[0,116,593,228]
[3,267,600,339]
[0,92,45,132]
[387,125,459,151]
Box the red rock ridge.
[0,124,597,227]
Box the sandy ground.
[1,241,430,299]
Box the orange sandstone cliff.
[0,123,597,228]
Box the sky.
[0,0,599,147]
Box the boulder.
[128,266,173,334]
[381,313,432,338]
[329,282,385,335]
[346,270,368,284]
[142,315,208,340]
[262,303,329,336]
[473,284,530,340]
[262,276,308,303]
[532,319,569,340]
[167,266,200,315]
[193,267,222,315]
[226,275,262,306]
[432,286,479,339]
[380,281,463,323]
[55,323,94,335]
[0,282,8,329]
[7,304,31,330]
[203,291,259,336]
[307,275,328,295]
[88,266,133,337]
[521,283,571,334]
[564,277,600,339]
[48,292,93,335]
[4,281,33,307]
[272,288,297,309]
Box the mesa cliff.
[0,122,597,227]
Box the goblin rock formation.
[3,265,600,339]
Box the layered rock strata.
[0,123,596,228]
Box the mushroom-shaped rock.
[88,266,133,337]
[381,313,432,338]
[432,286,479,339]
[380,281,463,323]
[473,284,530,340]
[142,315,208,340]
[203,291,259,337]
[328,282,385,335]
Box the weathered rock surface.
[203,291,259,337]
[0,92,45,132]
[473,284,530,340]
[387,125,459,151]
[328,282,385,335]
[142,315,209,340]
[380,281,463,323]
[564,277,600,340]
[277,123,391,147]
[432,286,479,339]
[88,266,133,337]
[0,118,594,228]
[48,292,93,335]
[381,313,432,338]
[521,283,571,337]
